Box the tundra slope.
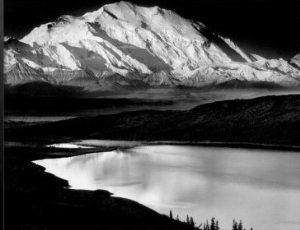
[6,95,300,149]
[4,1,300,94]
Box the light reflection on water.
[46,143,94,149]
[46,140,141,149]
[74,140,141,148]
[34,145,300,230]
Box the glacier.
[4,1,300,94]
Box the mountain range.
[4,1,300,95]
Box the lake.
[34,144,300,230]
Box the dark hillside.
[6,94,300,148]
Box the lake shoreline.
[4,145,199,230]
[31,142,300,230]
[143,140,300,152]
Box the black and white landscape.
[4,1,300,230]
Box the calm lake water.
[34,144,300,230]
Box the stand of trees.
[169,211,253,230]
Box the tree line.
[169,210,253,230]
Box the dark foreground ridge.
[6,94,300,149]
[6,145,255,230]
[5,145,200,230]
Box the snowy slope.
[291,54,300,69]
[4,1,300,92]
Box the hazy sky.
[4,0,300,59]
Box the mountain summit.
[4,1,300,94]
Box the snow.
[219,36,253,63]
[4,1,300,89]
[4,36,13,42]
[291,54,300,68]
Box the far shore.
[6,94,300,154]
[143,140,300,152]
[6,138,300,163]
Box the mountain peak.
[56,15,75,24]
[112,1,136,8]
[84,1,167,26]
[83,1,138,22]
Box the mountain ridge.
[4,1,300,94]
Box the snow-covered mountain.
[4,1,300,94]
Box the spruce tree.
[169,210,173,220]
[233,220,238,230]
[216,220,220,230]
[238,220,243,230]
[190,217,195,227]
[186,215,190,225]
[211,217,216,230]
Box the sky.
[4,0,300,59]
